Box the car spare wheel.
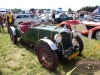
[37,44,58,70]
[10,29,17,44]
[95,30,100,40]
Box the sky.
[0,0,100,11]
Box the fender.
[10,26,16,35]
[72,30,83,39]
[40,38,57,50]
[77,32,83,39]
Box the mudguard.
[38,38,57,50]
[72,30,83,39]
[10,26,16,35]
[77,32,83,39]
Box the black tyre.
[95,30,100,40]
[10,29,17,44]
[37,43,58,70]
[73,36,84,54]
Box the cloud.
[0,0,100,11]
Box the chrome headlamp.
[54,34,62,43]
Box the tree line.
[11,6,99,13]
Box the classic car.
[54,14,72,24]
[9,22,84,70]
[59,20,100,40]
[14,14,51,25]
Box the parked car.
[59,20,100,40]
[54,13,73,24]
[9,22,84,70]
[14,14,48,25]
[92,15,100,22]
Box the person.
[51,12,55,24]
[0,13,5,32]
[6,12,15,33]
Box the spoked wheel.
[10,29,17,44]
[95,31,100,40]
[72,36,84,55]
[37,44,58,70]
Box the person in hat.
[6,12,15,33]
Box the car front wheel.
[95,30,100,40]
[37,44,58,70]
[72,36,84,55]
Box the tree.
[77,6,98,12]
[11,8,21,13]
[29,8,35,14]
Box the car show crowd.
[0,9,97,33]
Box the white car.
[92,15,100,22]
[14,14,42,25]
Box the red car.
[59,20,100,40]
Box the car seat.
[20,22,31,33]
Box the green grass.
[0,27,100,75]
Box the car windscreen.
[23,15,30,18]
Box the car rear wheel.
[10,29,17,44]
[37,44,58,70]
[95,30,100,40]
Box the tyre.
[37,43,58,70]
[72,36,84,54]
[10,29,17,44]
[95,30,100,40]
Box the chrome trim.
[10,26,16,35]
[77,32,83,39]
[59,27,70,33]
[40,38,57,50]
[72,30,83,39]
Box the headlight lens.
[54,34,62,43]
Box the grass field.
[0,27,100,75]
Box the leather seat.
[20,24,30,33]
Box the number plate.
[68,51,79,60]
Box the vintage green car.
[9,22,84,70]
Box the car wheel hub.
[39,49,52,66]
